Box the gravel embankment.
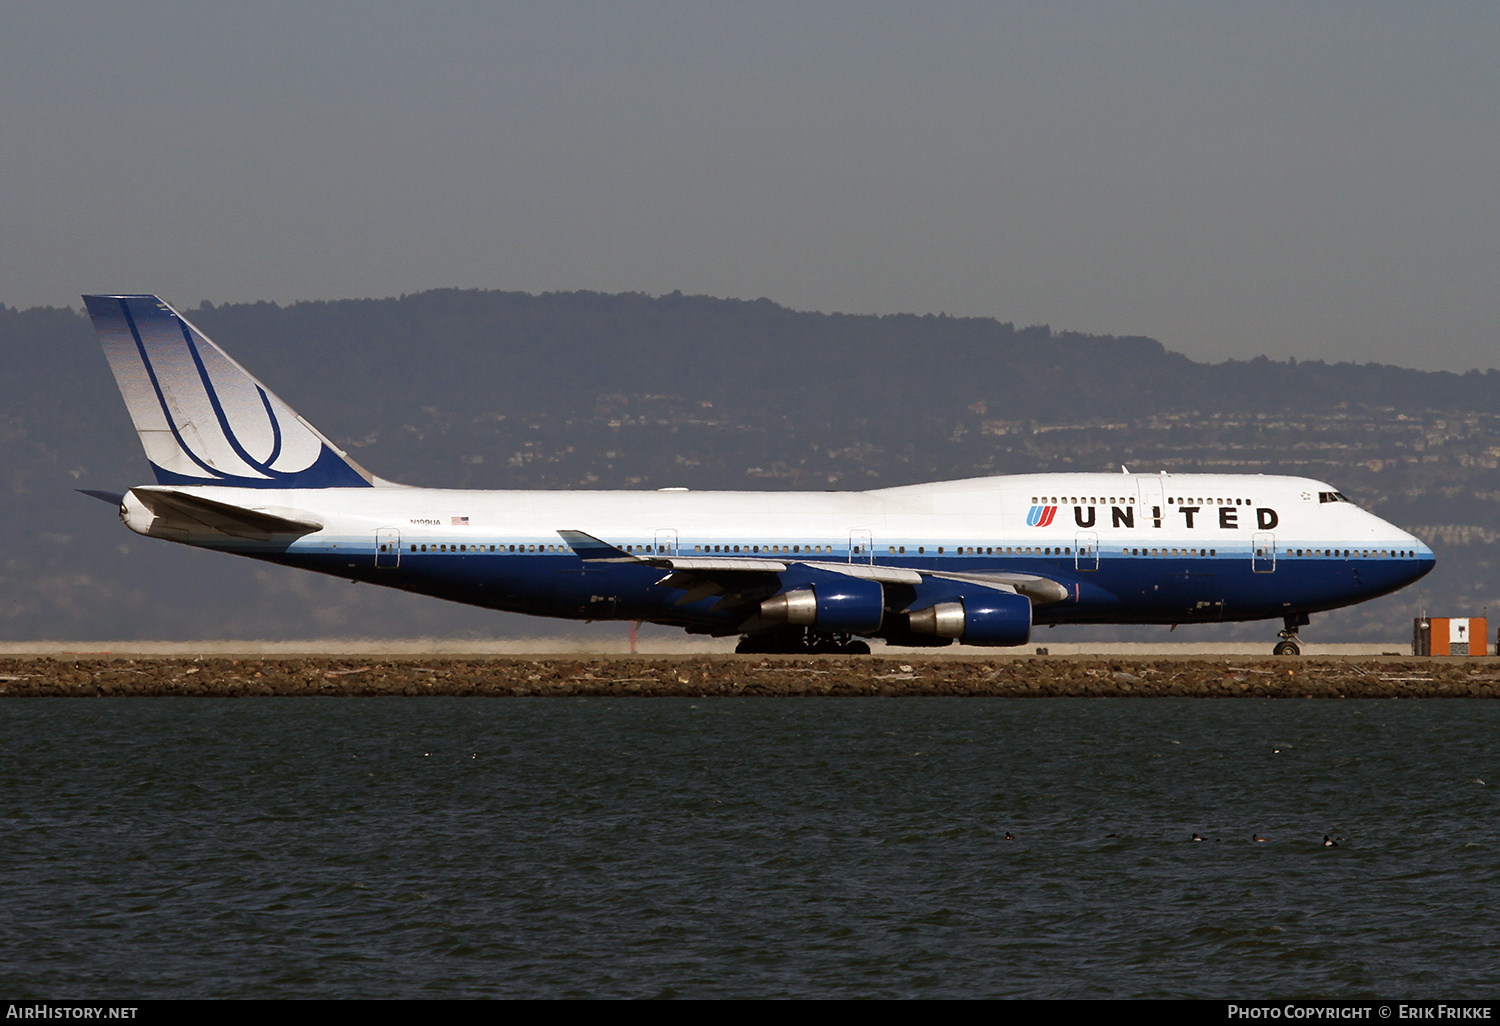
[0,656,1496,697]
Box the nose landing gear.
[1273,613,1310,655]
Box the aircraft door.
[654,529,678,556]
[1138,474,1165,530]
[849,529,874,564]
[375,528,401,568]
[1075,531,1099,571]
[1252,532,1276,572]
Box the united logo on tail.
[82,295,372,489]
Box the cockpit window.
[1318,491,1353,504]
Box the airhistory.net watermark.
[6,1008,137,1019]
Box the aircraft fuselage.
[116,471,1433,637]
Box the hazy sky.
[4,2,1497,371]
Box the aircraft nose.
[1405,537,1436,584]
[1416,548,1436,578]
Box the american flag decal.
[452,516,469,526]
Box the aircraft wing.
[556,530,1068,606]
[557,530,917,579]
[131,487,324,540]
[921,570,1070,605]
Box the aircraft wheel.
[842,640,871,655]
[1273,640,1301,656]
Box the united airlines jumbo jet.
[80,295,1434,655]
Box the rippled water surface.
[1,697,1496,998]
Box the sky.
[3,2,1497,371]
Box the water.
[0,697,1496,998]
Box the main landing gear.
[736,628,871,655]
[1273,613,1311,656]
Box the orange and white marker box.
[1414,617,1489,656]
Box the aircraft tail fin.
[83,295,373,488]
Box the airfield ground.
[0,653,1496,698]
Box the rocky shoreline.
[0,656,1496,698]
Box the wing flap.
[797,561,923,584]
[924,571,1069,605]
[654,557,789,572]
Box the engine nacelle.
[760,578,884,634]
[907,591,1031,647]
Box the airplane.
[79,294,1435,656]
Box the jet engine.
[760,577,884,634]
[906,591,1032,647]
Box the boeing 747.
[80,295,1434,654]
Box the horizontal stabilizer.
[132,487,323,539]
[77,489,126,506]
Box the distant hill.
[2,290,1495,642]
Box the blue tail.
[83,295,373,489]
